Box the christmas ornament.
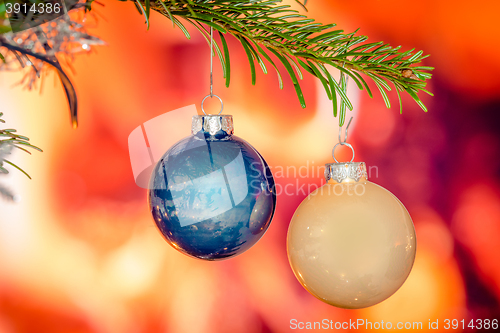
[148,25,275,260]
[148,102,276,260]
[287,118,416,309]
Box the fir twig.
[131,0,432,124]
[0,112,42,201]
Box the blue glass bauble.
[148,115,276,260]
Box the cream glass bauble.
[287,162,416,309]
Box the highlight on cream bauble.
[287,162,416,309]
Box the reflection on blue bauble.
[148,115,276,260]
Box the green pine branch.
[0,112,42,201]
[130,0,433,125]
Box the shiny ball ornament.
[287,162,416,309]
[148,114,276,260]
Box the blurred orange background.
[0,0,499,332]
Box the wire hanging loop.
[201,94,224,115]
[332,55,355,163]
[210,19,213,98]
[201,22,224,115]
[332,117,355,163]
